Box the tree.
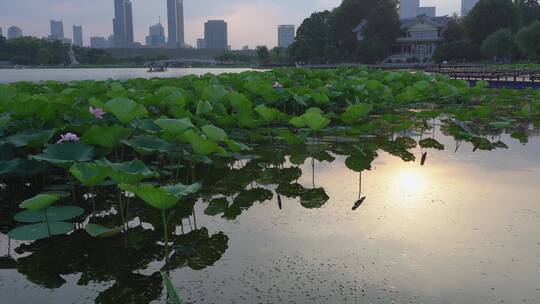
[290,11,334,63]
[481,29,515,61]
[443,14,466,42]
[464,0,521,43]
[255,46,270,64]
[433,41,482,63]
[514,0,540,26]
[357,0,401,63]
[516,21,540,59]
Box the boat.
[148,66,167,73]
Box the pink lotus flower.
[57,133,80,144]
[89,106,106,119]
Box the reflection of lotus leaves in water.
[167,228,229,270]
[300,188,330,209]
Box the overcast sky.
[0,0,460,48]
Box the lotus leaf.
[96,159,158,184]
[30,142,95,167]
[20,193,61,211]
[119,182,201,210]
[8,222,74,241]
[155,118,194,135]
[69,162,108,187]
[14,206,84,223]
[202,125,228,142]
[4,129,55,148]
[82,125,132,149]
[122,135,175,155]
[85,224,122,237]
[104,98,148,123]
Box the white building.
[462,0,479,16]
[400,0,419,19]
[278,25,295,48]
[394,16,450,62]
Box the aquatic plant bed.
[1,68,540,303]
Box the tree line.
[434,0,540,62]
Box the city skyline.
[0,0,460,49]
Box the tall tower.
[167,0,185,47]
[204,20,228,50]
[125,0,134,45]
[399,0,420,19]
[278,25,295,48]
[50,20,65,39]
[73,25,83,46]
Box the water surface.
[1,128,540,304]
[0,68,254,83]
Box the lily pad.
[85,224,122,237]
[122,135,174,155]
[20,194,61,211]
[14,206,84,223]
[104,98,148,123]
[69,162,108,187]
[30,142,95,167]
[82,125,132,149]
[8,222,74,241]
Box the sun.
[395,167,428,195]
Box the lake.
[1,126,540,304]
[0,68,255,83]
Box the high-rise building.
[196,38,206,49]
[418,6,436,17]
[50,20,65,39]
[462,0,479,16]
[204,20,228,50]
[113,0,134,47]
[167,0,185,47]
[90,36,111,48]
[73,25,83,47]
[7,26,23,39]
[399,0,419,19]
[0,27,3,37]
[278,25,295,48]
[125,0,134,45]
[146,22,166,47]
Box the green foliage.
[104,98,148,123]
[119,183,201,210]
[481,29,515,60]
[20,194,61,211]
[516,21,540,59]
[464,0,521,43]
[82,125,132,149]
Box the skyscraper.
[7,26,23,39]
[204,20,228,50]
[399,0,419,19]
[278,25,295,48]
[146,22,166,47]
[167,0,185,47]
[113,0,134,47]
[462,0,479,16]
[125,0,134,45]
[73,25,83,47]
[50,20,65,39]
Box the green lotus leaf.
[20,193,61,211]
[0,114,10,128]
[104,98,148,123]
[69,162,108,187]
[227,92,252,113]
[289,117,307,128]
[85,224,122,238]
[196,100,214,116]
[154,118,194,135]
[202,125,228,142]
[301,112,330,132]
[4,129,55,148]
[204,198,229,216]
[14,206,84,223]
[8,222,74,241]
[119,182,201,210]
[340,103,373,124]
[225,139,250,152]
[254,105,283,122]
[96,159,158,184]
[30,142,95,167]
[82,125,132,149]
[202,85,227,102]
[122,135,175,155]
[300,188,329,209]
[184,130,227,156]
